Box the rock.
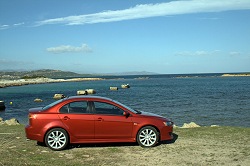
[4,118,20,125]
[173,124,179,128]
[34,98,43,102]
[82,154,90,158]
[0,101,5,110]
[110,87,118,91]
[181,122,200,128]
[77,90,88,95]
[0,117,4,125]
[85,89,96,94]
[41,150,49,153]
[53,94,65,100]
[211,125,219,127]
[121,84,130,88]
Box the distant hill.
[0,69,159,79]
[100,71,158,76]
[0,69,93,79]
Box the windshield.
[113,100,140,114]
[43,99,64,110]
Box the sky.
[1,0,250,74]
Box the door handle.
[97,117,103,121]
[63,116,70,120]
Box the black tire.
[45,128,69,151]
[37,141,46,147]
[137,126,159,147]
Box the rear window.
[43,99,64,110]
[59,101,89,114]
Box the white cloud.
[46,44,92,54]
[175,50,210,56]
[198,17,220,20]
[36,0,250,26]
[229,51,241,56]
[0,22,25,30]
[13,22,25,26]
[0,24,9,30]
[175,50,248,57]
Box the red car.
[25,96,173,150]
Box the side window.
[59,105,69,113]
[59,101,89,114]
[94,102,124,115]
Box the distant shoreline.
[221,73,250,77]
[1,73,250,88]
[0,77,104,88]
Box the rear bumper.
[25,125,43,142]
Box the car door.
[58,101,95,139]
[93,101,133,140]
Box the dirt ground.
[69,127,250,166]
[0,125,249,166]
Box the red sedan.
[25,96,173,150]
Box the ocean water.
[0,74,250,127]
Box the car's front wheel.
[45,128,69,151]
[137,126,159,147]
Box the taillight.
[29,114,37,119]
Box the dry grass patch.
[0,125,249,166]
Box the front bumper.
[160,126,173,141]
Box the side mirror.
[123,111,130,117]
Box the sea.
[0,73,250,127]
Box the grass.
[0,125,249,166]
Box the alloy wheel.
[137,126,159,147]
[45,128,68,151]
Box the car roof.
[66,95,113,101]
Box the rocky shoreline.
[0,77,104,88]
[0,117,20,125]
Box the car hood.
[140,111,171,121]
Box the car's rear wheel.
[137,126,159,147]
[45,128,69,151]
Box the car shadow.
[159,133,178,145]
[35,133,178,150]
[66,133,178,150]
[68,142,138,149]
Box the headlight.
[163,121,173,126]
